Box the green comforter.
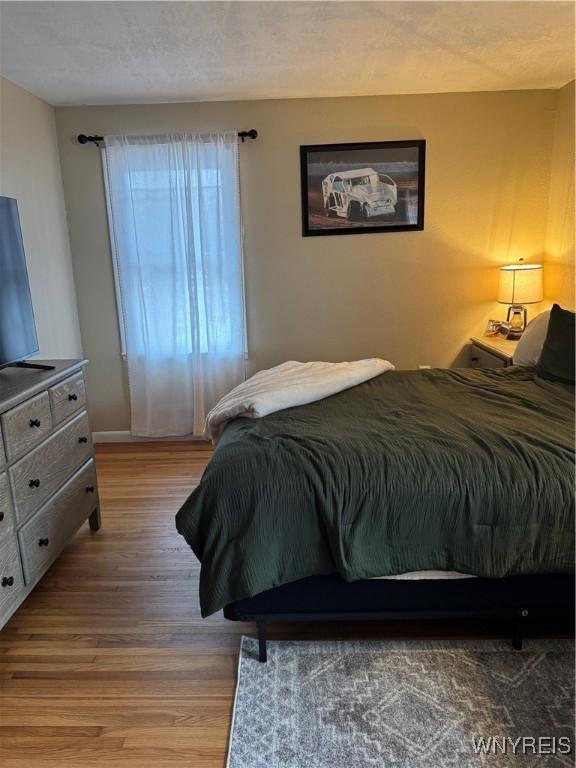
[176,367,575,616]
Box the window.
[101,132,246,437]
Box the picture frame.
[300,139,426,237]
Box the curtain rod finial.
[239,129,258,142]
[77,134,103,145]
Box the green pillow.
[536,303,575,384]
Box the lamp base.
[506,304,527,336]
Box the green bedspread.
[176,367,575,617]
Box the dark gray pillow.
[536,304,575,384]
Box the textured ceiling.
[0,1,574,106]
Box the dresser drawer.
[470,347,508,369]
[19,461,97,584]
[10,410,93,524]
[49,372,86,426]
[0,423,6,469]
[0,534,26,624]
[0,472,15,543]
[1,392,53,461]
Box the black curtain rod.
[77,129,258,145]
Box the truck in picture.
[322,168,397,221]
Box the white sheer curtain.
[102,132,246,437]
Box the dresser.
[470,336,519,368]
[0,359,100,628]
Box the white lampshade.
[498,263,543,305]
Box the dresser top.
[0,360,87,414]
[471,335,520,360]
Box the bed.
[176,365,575,661]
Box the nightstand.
[470,336,519,368]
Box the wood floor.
[1,442,240,767]
[0,441,546,766]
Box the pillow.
[513,310,550,366]
[536,304,575,383]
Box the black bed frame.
[224,573,575,662]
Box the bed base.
[224,573,575,663]
[251,609,531,664]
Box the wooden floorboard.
[0,441,535,766]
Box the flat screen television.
[0,196,39,369]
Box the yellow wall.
[0,76,82,359]
[544,80,575,310]
[55,89,563,431]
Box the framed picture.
[300,139,425,236]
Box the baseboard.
[92,430,204,443]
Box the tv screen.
[0,197,39,368]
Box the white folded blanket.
[205,358,394,442]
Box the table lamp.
[498,261,543,336]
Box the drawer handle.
[86,485,95,494]
[78,436,88,444]
[1,576,14,587]
[29,418,41,428]
[29,478,41,488]
[68,393,78,401]
[38,538,49,547]
[0,511,4,522]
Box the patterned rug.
[227,638,574,767]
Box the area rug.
[227,638,574,768]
